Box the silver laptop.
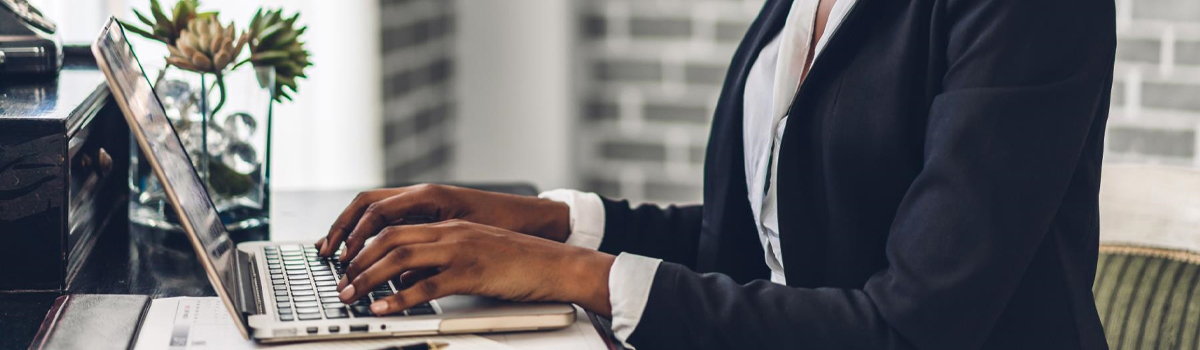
[91,17,575,343]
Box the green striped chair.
[1096,165,1200,350]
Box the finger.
[313,237,327,252]
[322,190,398,256]
[342,225,442,286]
[398,268,439,287]
[340,243,454,303]
[370,273,464,315]
[341,189,443,261]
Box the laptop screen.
[92,18,249,338]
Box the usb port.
[349,324,368,333]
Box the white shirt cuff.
[538,189,605,250]
[608,253,662,349]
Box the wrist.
[530,198,571,242]
[561,249,614,317]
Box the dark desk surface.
[0,186,574,349]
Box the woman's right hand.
[315,184,571,261]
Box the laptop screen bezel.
[91,17,252,340]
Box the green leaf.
[257,22,286,46]
[119,21,158,41]
[249,8,263,34]
[149,0,172,33]
[132,9,155,27]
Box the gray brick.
[685,63,728,86]
[630,17,692,38]
[644,103,710,124]
[581,14,606,39]
[1178,41,1200,66]
[1142,82,1200,112]
[690,146,706,163]
[1108,127,1194,158]
[584,100,620,121]
[1111,81,1124,106]
[600,141,667,162]
[645,182,703,203]
[583,177,622,200]
[1133,0,1200,22]
[594,60,662,82]
[716,21,750,43]
[1115,39,1160,64]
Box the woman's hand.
[316,184,571,261]
[335,219,615,317]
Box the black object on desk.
[0,0,63,75]
[0,57,129,292]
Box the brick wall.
[380,0,457,184]
[1109,0,1200,166]
[577,0,766,204]
[577,0,1198,204]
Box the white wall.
[454,0,576,190]
[32,0,384,191]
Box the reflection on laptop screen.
[94,20,240,305]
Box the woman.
[319,0,1116,348]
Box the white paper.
[481,306,609,350]
[132,297,513,350]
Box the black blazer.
[595,0,1116,349]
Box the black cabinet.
[0,62,128,292]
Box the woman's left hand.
[335,219,616,317]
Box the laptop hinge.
[235,250,265,316]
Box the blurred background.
[26,0,1200,205]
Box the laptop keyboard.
[265,244,437,322]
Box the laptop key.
[326,308,349,319]
[294,295,317,302]
[320,297,341,303]
[408,304,435,315]
[323,302,345,309]
[316,286,337,292]
[274,290,288,297]
[295,301,319,308]
[291,285,313,291]
[280,314,294,321]
[314,275,335,282]
[277,302,291,309]
[292,290,315,296]
[318,291,339,298]
[298,313,323,320]
[350,305,373,317]
[312,270,332,276]
[296,307,321,314]
[277,296,290,302]
[278,307,293,315]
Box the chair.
[1096,164,1200,350]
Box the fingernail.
[339,285,356,302]
[371,300,388,314]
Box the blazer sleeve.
[597,197,705,269]
[623,0,1115,349]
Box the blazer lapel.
[776,0,874,286]
[696,0,792,277]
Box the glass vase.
[129,65,274,233]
